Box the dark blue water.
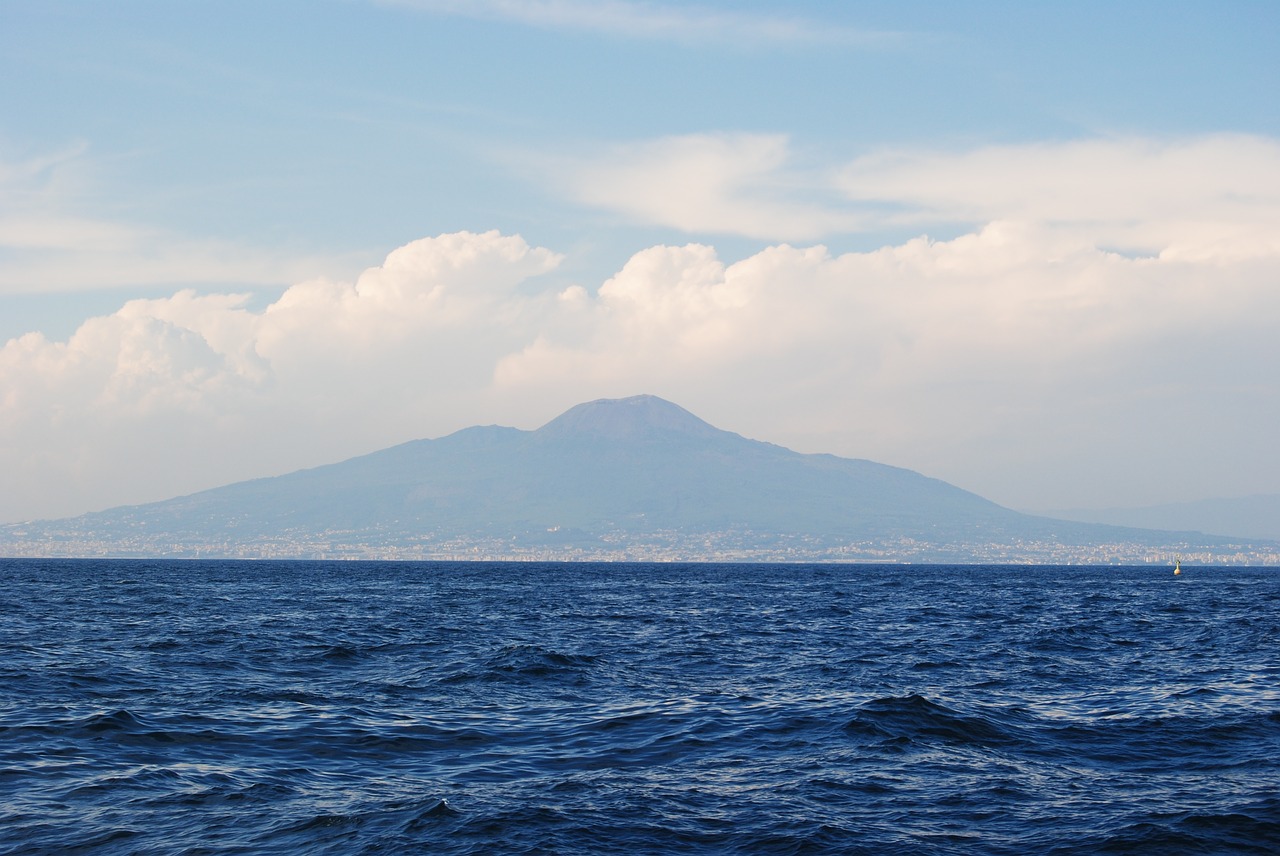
[2,560,1278,855]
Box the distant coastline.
[3,531,1277,565]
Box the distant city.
[5,526,1276,566]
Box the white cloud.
[0,146,353,294]
[0,231,564,520]
[838,135,1280,261]
[382,0,889,46]
[558,132,1280,260]
[565,133,863,241]
[4,134,1280,522]
[4,215,1279,523]
[494,224,1280,510]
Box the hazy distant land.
[1046,494,1280,544]
[3,396,1276,564]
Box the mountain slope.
[3,395,1271,561]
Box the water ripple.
[1,560,1278,855]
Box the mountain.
[1047,493,1280,543]
[3,395,1275,562]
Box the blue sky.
[2,0,1279,522]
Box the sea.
[1,560,1278,855]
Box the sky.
[2,0,1279,524]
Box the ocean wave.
[2,560,1278,855]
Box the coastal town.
[4,523,1277,566]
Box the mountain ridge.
[2,396,1275,563]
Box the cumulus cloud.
[496,222,1280,512]
[497,221,1275,406]
[4,134,1280,522]
[1,231,563,519]
[5,215,1280,523]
